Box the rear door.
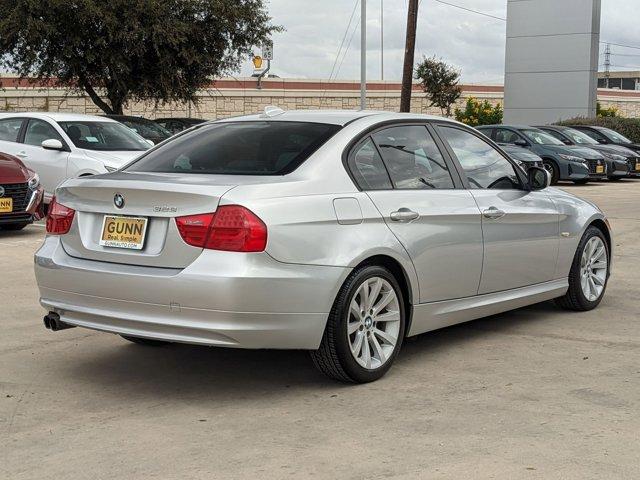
[0,117,26,158]
[436,124,559,294]
[20,118,70,197]
[350,123,484,303]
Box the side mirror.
[514,139,528,147]
[528,166,550,190]
[562,139,572,145]
[597,138,607,144]
[41,139,64,151]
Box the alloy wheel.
[347,277,401,370]
[579,236,608,302]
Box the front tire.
[555,226,609,311]
[310,265,406,383]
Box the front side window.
[521,129,564,146]
[24,119,64,147]
[58,121,151,151]
[372,125,454,189]
[439,126,521,190]
[126,121,341,175]
[347,138,392,190]
[0,118,24,142]
[495,128,522,144]
[562,128,598,145]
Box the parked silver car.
[35,109,612,383]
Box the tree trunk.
[79,76,114,114]
[400,0,419,113]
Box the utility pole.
[604,43,611,89]
[360,0,367,110]
[400,0,419,112]
[380,0,384,81]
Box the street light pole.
[360,0,366,110]
[381,0,384,81]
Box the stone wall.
[0,77,637,120]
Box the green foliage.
[596,102,619,118]
[558,117,640,143]
[414,56,461,116]
[454,97,503,127]
[0,0,280,114]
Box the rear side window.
[0,118,24,142]
[126,121,341,175]
[347,138,392,190]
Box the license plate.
[636,163,640,171]
[596,165,604,174]
[0,197,12,213]
[100,215,148,250]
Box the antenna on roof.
[261,105,285,118]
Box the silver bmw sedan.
[35,109,612,383]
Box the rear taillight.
[175,205,267,252]
[46,196,75,235]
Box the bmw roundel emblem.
[114,193,125,209]
[0,186,4,198]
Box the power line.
[335,12,361,79]
[600,41,640,51]
[328,0,359,81]
[432,0,506,21]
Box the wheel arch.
[352,254,415,337]
[588,218,612,265]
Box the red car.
[0,152,44,231]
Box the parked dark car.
[104,115,172,145]
[498,144,544,172]
[0,152,44,230]
[154,117,206,135]
[477,125,607,184]
[569,125,640,176]
[538,125,632,180]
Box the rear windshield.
[125,121,341,175]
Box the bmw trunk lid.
[54,171,239,268]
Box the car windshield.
[58,121,151,151]
[521,129,564,145]
[120,119,171,139]
[563,128,598,145]
[125,121,341,175]
[601,127,632,144]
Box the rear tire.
[543,160,559,185]
[555,226,609,311]
[0,222,29,231]
[310,265,406,383]
[120,335,169,347]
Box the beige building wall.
[1,77,638,119]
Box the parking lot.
[1,180,638,479]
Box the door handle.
[390,208,419,222]
[482,207,506,219]
[16,151,28,158]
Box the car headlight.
[104,165,118,173]
[558,154,586,163]
[27,173,40,190]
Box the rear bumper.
[35,236,350,349]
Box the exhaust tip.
[43,312,75,331]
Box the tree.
[454,97,503,127]
[0,0,280,114]
[415,56,462,116]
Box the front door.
[20,118,70,199]
[358,124,484,303]
[437,124,559,294]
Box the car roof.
[479,124,539,130]
[0,111,116,123]
[211,109,460,127]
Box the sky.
[238,0,640,84]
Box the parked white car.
[0,113,151,202]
